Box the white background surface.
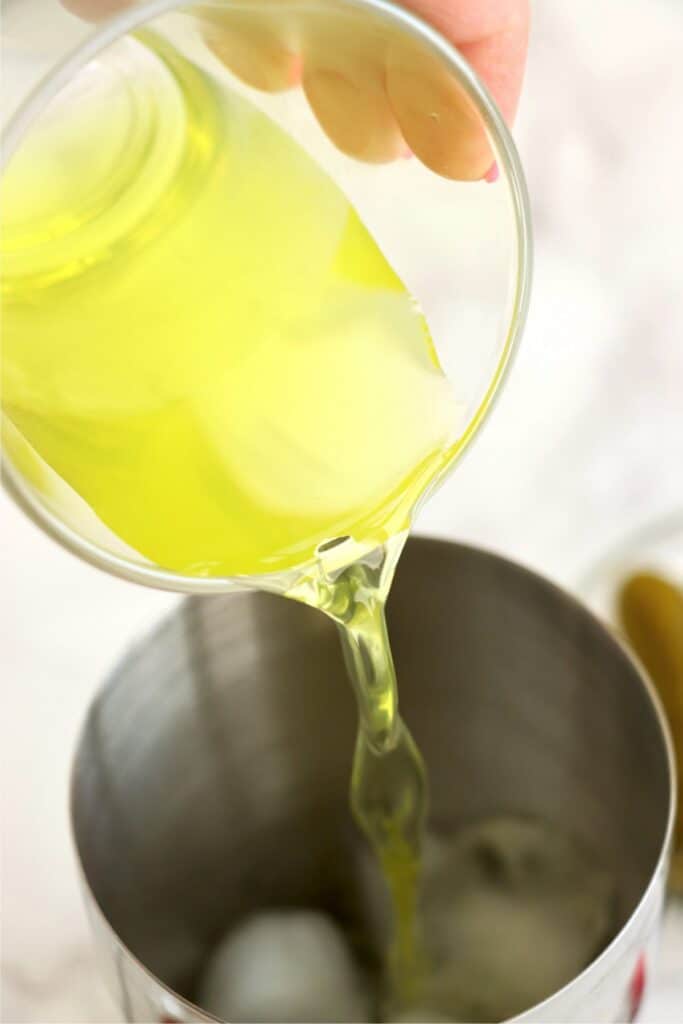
[2,0,683,1020]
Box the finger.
[200,9,301,94]
[61,0,529,181]
[302,15,404,164]
[385,43,486,179]
[400,0,530,125]
[63,0,301,95]
[386,1,529,179]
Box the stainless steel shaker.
[71,538,675,1022]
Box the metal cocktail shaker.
[71,539,675,1022]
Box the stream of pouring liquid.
[1,32,462,1008]
[291,537,429,1006]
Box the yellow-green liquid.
[1,34,459,1010]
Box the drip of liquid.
[1,32,462,1010]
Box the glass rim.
[1,0,533,595]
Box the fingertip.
[303,62,404,164]
[386,49,493,180]
[199,9,301,94]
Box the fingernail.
[484,161,499,183]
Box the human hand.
[61,0,529,178]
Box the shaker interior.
[71,539,672,1002]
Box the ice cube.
[196,909,372,1023]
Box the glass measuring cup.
[1,0,532,596]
